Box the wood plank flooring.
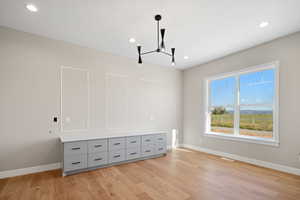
[1,148,300,200]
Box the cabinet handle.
[94,145,102,148]
[71,147,80,150]
[130,152,137,155]
[94,158,103,161]
[158,138,163,140]
[114,143,121,145]
[130,141,137,143]
[145,150,151,153]
[159,148,163,150]
[72,162,81,165]
[114,155,121,158]
[145,139,151,142]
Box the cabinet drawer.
[64,141,87,156]
[126,147,141,160]
[155,134,167,144]
[88,152,108,167]
[126,136,141,148]
[109,137,125,151]
[64,155,87,172]
[88,139,108,153]
[141,145,155,157]
[141,135,155,146]
[109,149,125,163]
[155,144,167,154]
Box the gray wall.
[183,32,300,169]
[0,27,183,171]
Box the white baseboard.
[0,163,61,179]
[179,144,300,176]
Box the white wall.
[0,26,183,171]
[183,32,300,169]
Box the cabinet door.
[109,137,125,151]
[64,141,87,156]
[155,143,167,154]
[126,136,141,149]
[109,149,125,163]
[141,135,155,146]
[88,139,108,153]
[88,152,108,167]
[64,154,87,172]
[155,134,167,144]
[141,145,155,157]
[126,147,141,160]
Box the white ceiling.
[1,0,300,69]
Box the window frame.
[204,61,279,146]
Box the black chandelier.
[137,14,175,66]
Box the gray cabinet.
[126,136,141,149]
[64,141,87,156]
[88,152,108,167]
[109,137,125,151]
[141,135,155,146]
[64,154,87,171]
[155,143,167,154]
[109,149,125,163]
[88,139,107,153]
[126,147,141,160]
[61,133,167,176]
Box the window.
[205,62,279,146]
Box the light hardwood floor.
[1,148,300,200]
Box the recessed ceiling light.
[129,38,136,43]
[26,4,38,12]
[259,21,269,28]
[184,56,189,60]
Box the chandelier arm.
[161,51,172,57]
[157,20,160,50]
[160,29,165,50]
[141,50,157,55]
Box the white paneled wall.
[105,73,130,130]
[60,66,180,138]
[61,67,89,132]
[105,74,169,132]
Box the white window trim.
[203,61,280,146]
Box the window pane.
[210,77,235,134]
[239,107,273,138]
[210,77,235,107]
[239,69,274,138]
[211,107,234,134]
[240,69,274,106]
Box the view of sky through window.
[209,68,275,138]
[240,69,274,109]
[210,69,274,110]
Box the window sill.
[204,132,279,147]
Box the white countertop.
[59,131,167,143]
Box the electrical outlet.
[298,153,300,161]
